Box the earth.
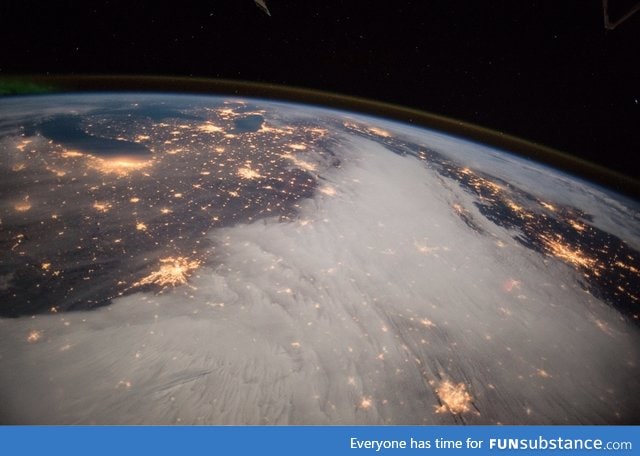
[0,93,638,424]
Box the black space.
[2,0,639,182]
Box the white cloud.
[1,134,638,424]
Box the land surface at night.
[1,93,638,424]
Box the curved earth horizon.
[0,92,638,424]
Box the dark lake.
[233,114,264,133]
[33,115,151,157]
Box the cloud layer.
[2,135,638,424]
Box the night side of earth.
[0,93,638,425]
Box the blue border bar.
[1,426,637,455]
